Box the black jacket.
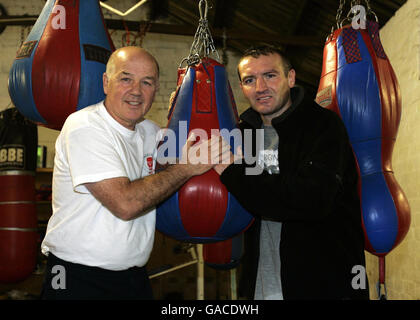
[220,87,369,300]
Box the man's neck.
[260,100,292,126]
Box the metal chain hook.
[365,0,378,22]
[336,0,346,30]
[199,0,208,21]
[180,0,219,67]
[347,0,362,20]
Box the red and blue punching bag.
[8,0,115,130]
[156,0,253,243]
[156,58,254,243]
[316,19,411,295]
[203,233,243,270]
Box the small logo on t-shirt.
[258,149,279,175]
[146,155,154,174]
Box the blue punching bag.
[156,58,254,243]
[316,8,410,297]
[156,0,254,243]
[8,0,115,130]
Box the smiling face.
[103,47,160,130]
[238,53,295,125]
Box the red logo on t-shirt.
[146,156,153,174]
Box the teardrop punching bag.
[316,5,410,298]
[156,0,254,243]
[8,0,115,130]
[203,233,243,270]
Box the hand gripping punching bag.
[0,108,38,283]
[316,3,410,298]
[156,0,254,243]
[8,0,115,130]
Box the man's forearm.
[124,163,196,220]
[85,134,228,221]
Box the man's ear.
[103,73,109,95]
[288,69,296,88]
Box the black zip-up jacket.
[220,86,369,300]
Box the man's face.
[238,53,295,124]
[103,50,159,130]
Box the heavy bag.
[203,233,243,270]
[0,108,38,283]
[8,0,115,130]
[156,58,254,243]
[0,108,37,172]
[316,21,411,256]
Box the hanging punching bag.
[157,58,253,243]
[8,0,115,130]
[316,6,410,297]
[203,233,243,270]
[156,0,254,243]
[0,108,38,283]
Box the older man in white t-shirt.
[40,46,229,300]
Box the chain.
[335,0,346,29]
[347,0,362,20]
[364,0,372,13]
[350,0,361,9]
[348,0,378,23]
[364,0,378,22]
[181,0,220,67]
[331,0,378,36]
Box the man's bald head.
[105,46,160,78]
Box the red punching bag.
[0,108,38,283]
[316,3,410,299]
[8,0,115,130]
[203,234,243,270]
[156,0,253,243]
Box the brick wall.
[1,0,418,300]
[0,0,248,168]
[0,0,247,299]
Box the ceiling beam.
[0,15,324,47]
[286,0,309,35]
[211,0,238,29]
[167,0,198,26]
[149,0,169,21]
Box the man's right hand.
[84,131,232,221]
[180,132,232,177]
[214,145,244,175]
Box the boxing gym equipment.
[316,0,411,299]
[203,234,243,270]
[156,0,254,244]
[0,108,38,283]
[8,0,115,130]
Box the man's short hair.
[237,44,293,80]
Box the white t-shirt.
[41,101,160,271]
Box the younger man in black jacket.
[214,45,369,300]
